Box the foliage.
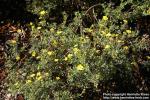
[5,0,150,99]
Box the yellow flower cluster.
[101,31,118,38]
[37,72,41,76]
[41,49,54,56]
[26,72,50,84]
[64,54,73,61]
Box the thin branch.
[85,4,101,15]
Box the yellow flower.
[36,56,41,60]
[117,40,124,43]
[126,30,132,34]
[52,40,58,46]
[77,64,84,71]
[54,59,59,62]
[102,16,108,21]
[85,36,89,39]
[123,20,128,23]
[96,50,100,53]
[115,34,119,37]
[41,49,47,53]
[37,27,42,30]
[147,8,150,15]
[47,51,53,56]
[39,10,46,15]
[31,51,36,57]
[73,48,79,53]
[106,33,111,37]
[84,28,93,32]
[82,38,87,43]
[64,57,68,61]
[146,56,150,59]
[26,80,32,84]
[112,34,119,37]
[17,29,22,33]
[56,31,63,35]
[67,54,73,59]
[105,45,111,49]
[101,31,106,34]
[36,76,42,80]
[45,73,49,76]
[14,82,19,86]
[50,28,55,32]
[74,44,78,47]
[31,25,35,30]
[123,46,128,50]
[37,72,41,76]
[56,76,60,80]
[16,55,20,61]
[30,74,35,78]
[30,22,33,26]
[87,28,93,32]
[131,62,138,66]
[10,40,17,44]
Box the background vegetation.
[0,0,150,99]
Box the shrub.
[5,0,150,99]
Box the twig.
[84,4,101,15]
